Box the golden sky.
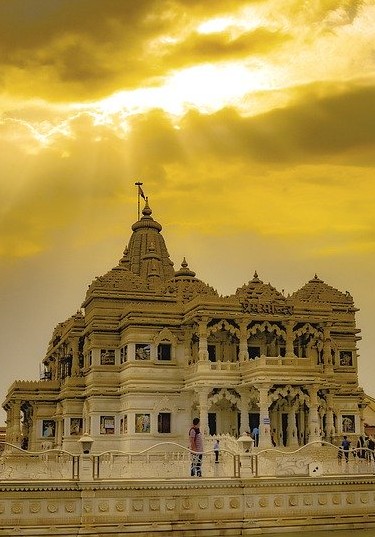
[1,0,375,421]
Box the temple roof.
[85,200,175,298]
[235,271,285,302]
[291,274,354,305]
[161,258,219,303]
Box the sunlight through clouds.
[0,0,375,411]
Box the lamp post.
[78,433,94,481]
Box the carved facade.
[2,200,365,453]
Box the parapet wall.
[1,476,375,536]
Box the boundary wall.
[1,475,375,536]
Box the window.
[120,345,128,364]
[42,420,55,438]
[342,415,355,433]
[248,346,260,359]
[158,412,171,433]
[100,416,115,434]
[100,349,115,365]
[120,415,128,434]
[135,344,151,360]
[135,413,150,433]
[208,344,216,362]
[339,351,353,366]
[69,418,83,436]
[158,343,171,361]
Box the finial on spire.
[135,181,146,220]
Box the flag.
[139,185,146,200]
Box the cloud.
[161,27,290,69]
[177,82,375,163]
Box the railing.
[250,441,375,478]
[1,440,374,482]
[0,442,79,480]
[93,442,240,479]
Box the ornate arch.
[294,323,322,340]
[209,388,240,406]
[208,319,240,338]
[269,385,309,404]
[153,395,174,413]
[154,328,177,346]
[247,321,286,339]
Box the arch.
[208,319,240,338]
[294,323,322,340]
[209,388,240,407]
[247,321,286,339]
[270,385,309,404]
[153,396,174,413]
[154,328,177,346]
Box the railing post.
[234,454,241,477]
[72,455,80,480]
[93,455,100,479]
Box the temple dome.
[235,271,285,301]
[291,274,354,305]
[161,258,219,303]
[85,200,175,299]
[127,200,174,281]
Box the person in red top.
[189,417,203,477]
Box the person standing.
[252,426,259,447]
[341,435,351,462]
[214,439,220,463]
[189,417,203,477]
[367,436,375,461]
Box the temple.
[3,199,365,453]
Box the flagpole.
[135,181,143,220]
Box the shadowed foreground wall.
[1,476,375,536]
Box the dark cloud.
[177,83,375,164]
[0,0,289,101]
[0,0,171,99]
[162,28,290,67]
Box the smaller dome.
[174,258,196,279]
[161,259,218,302]
[131,199,162,232]
[235,271,285,302]
[291,274,354,305]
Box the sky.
[0,0,375,425]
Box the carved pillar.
[238,319,249,362]
[71,337,80,376]
[181,327,192,366]
[238,390,250,434]
[325,393,335,441]
[323,323,333,369]
[285,321,295,358]
[308,385,321,443]
[55,403,63,448]
[7,401,22,446]
[298,407,305,446]
[197,388,210,436]
[287,406,299,447]
[358,401,367,436]
[257,385,273,448]
[198,320,209,362]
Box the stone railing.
[0,443,78,480]
[247,441,375,478]
[93,442,239,479]
[1,440,374,482]
[209,361,239,371]
[0,441,239,481]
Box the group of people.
[189,419,260,477]
[338,434,375,462]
